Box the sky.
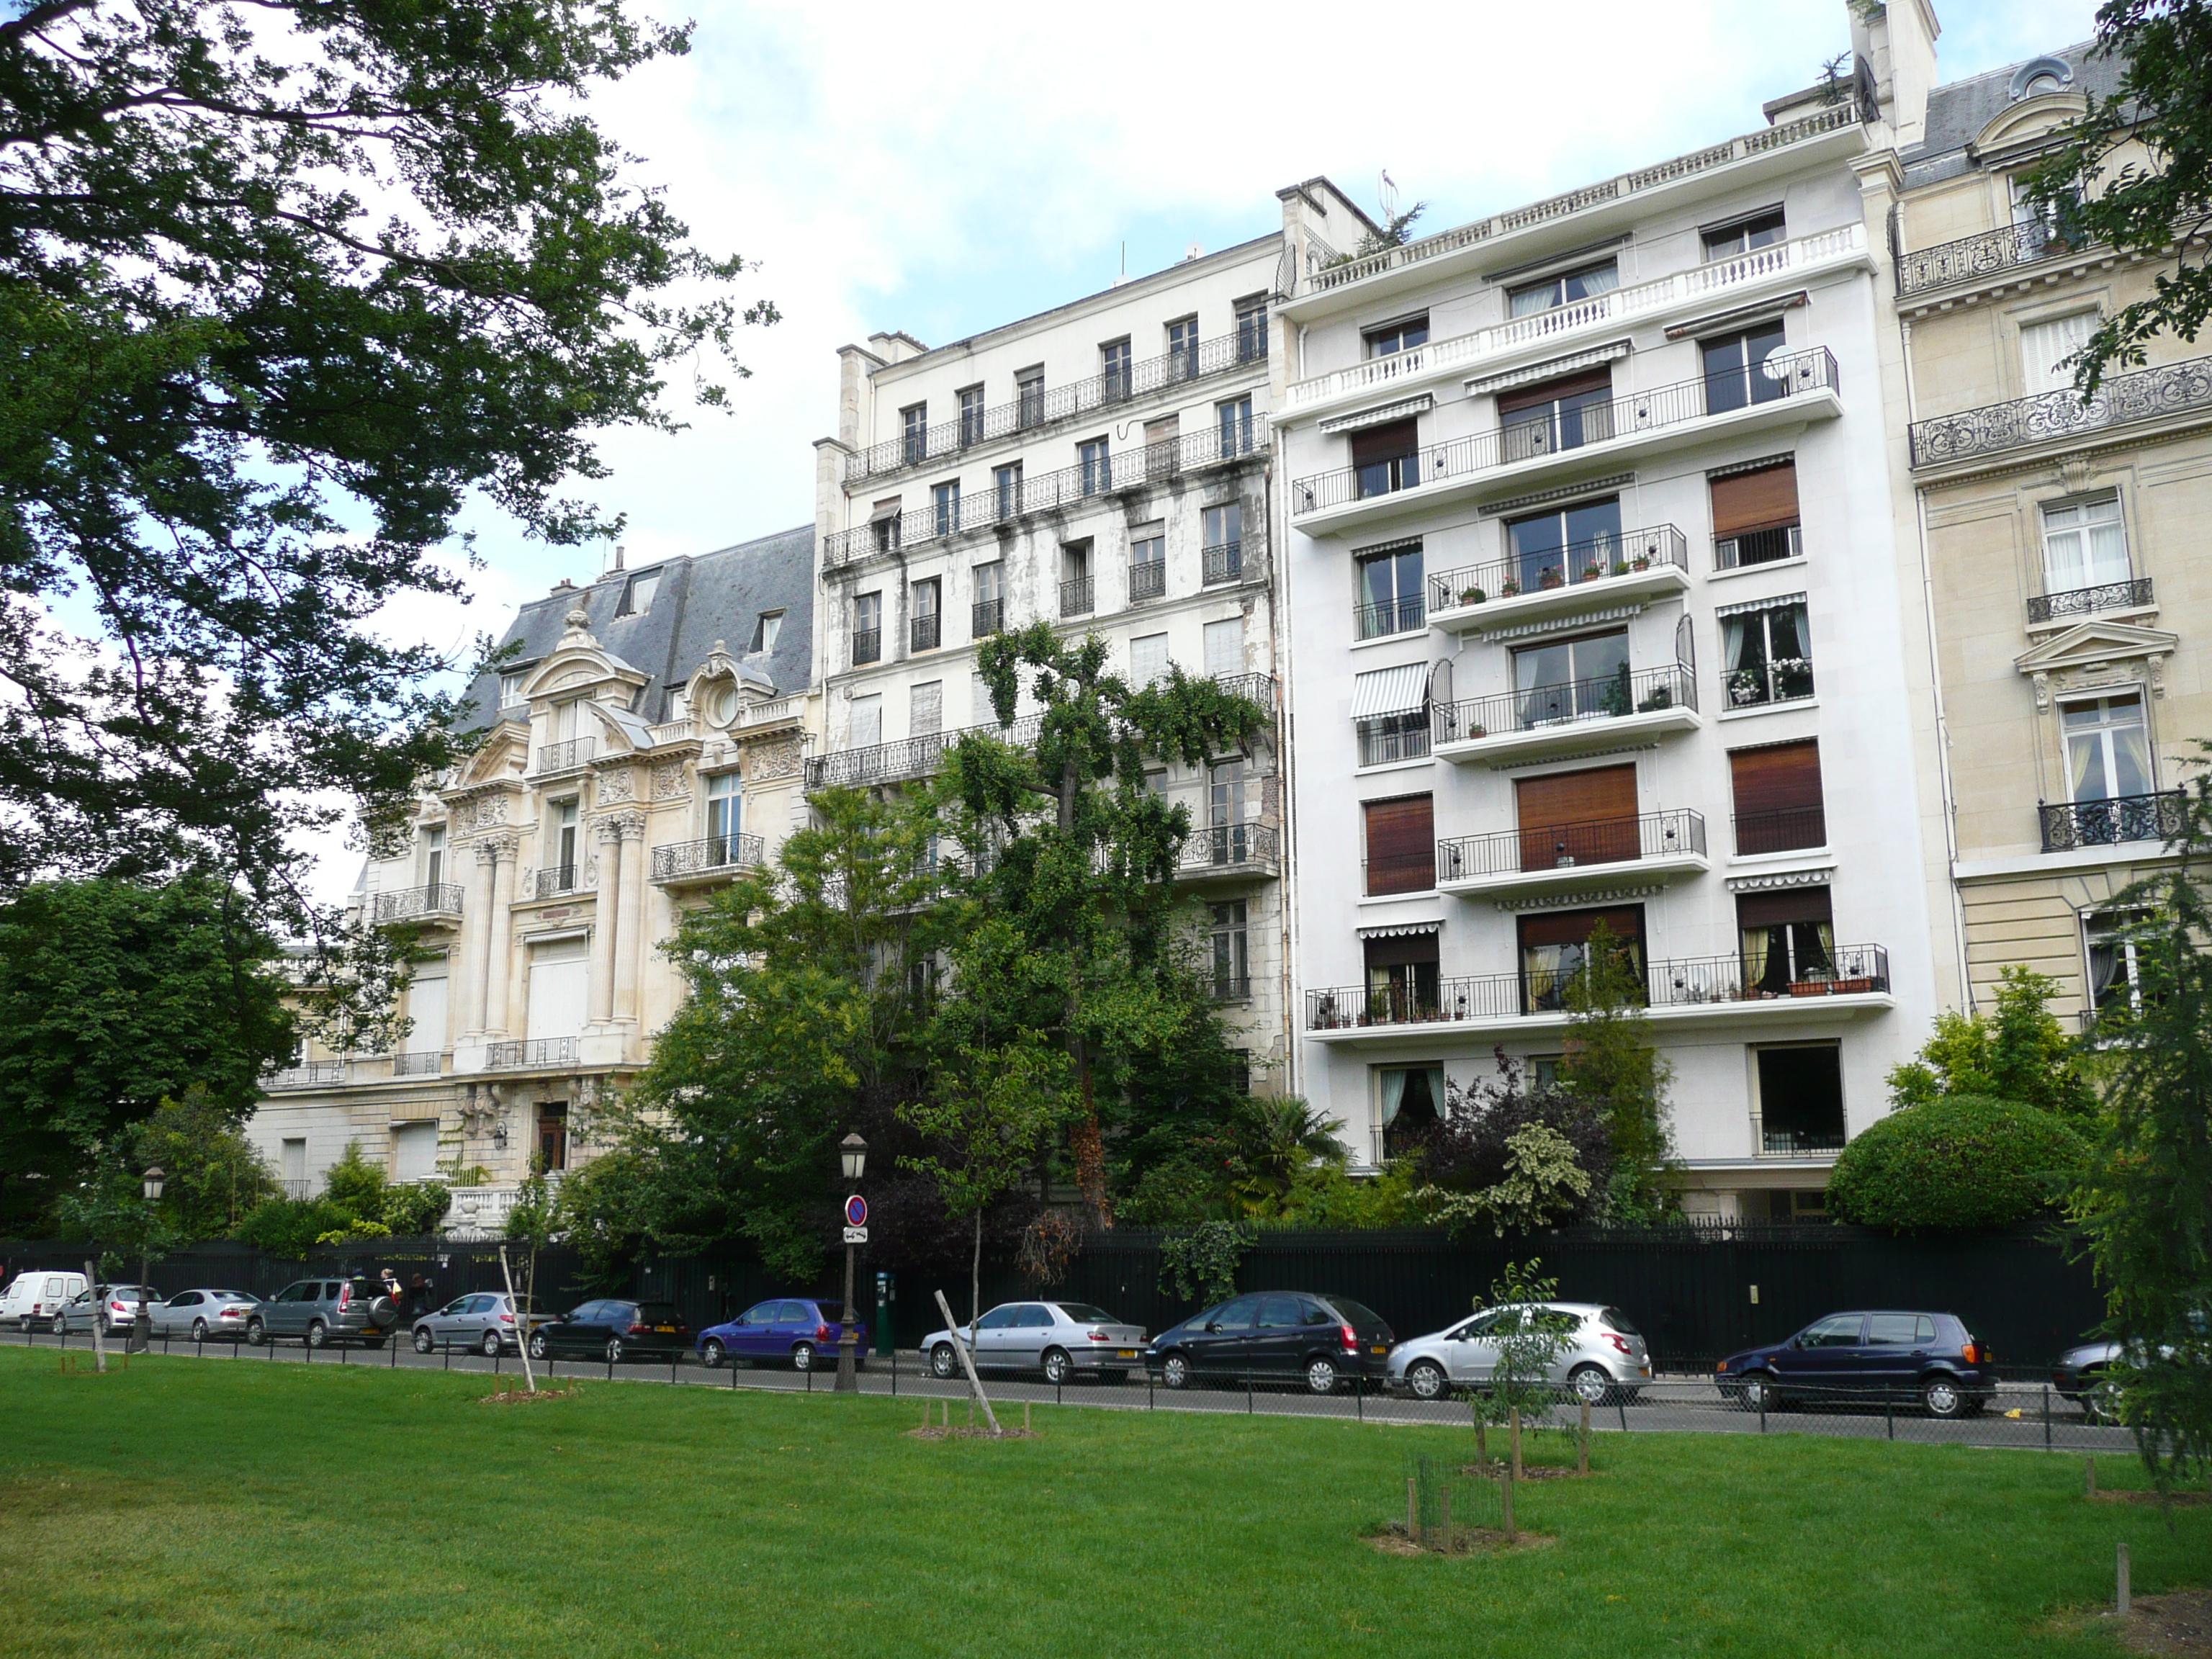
[322,0,2104,901]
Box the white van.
[0,1270,89,1329]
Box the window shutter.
[1363,794,1435,894]
[909,681,942,737]
[1515,765,1640,868]
[1363,931,1439,970]
[1729,740,1823,814]
[850,693,882,749]
[1498,367,1613,415]
[1130,632,1170,685]
[1515,904,1645,950]
[1709,461,1800,536]
[1735,886,1833,929]
[1203,617,1244,679]
[1350,418,1419,467]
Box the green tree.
[1416,1123,1593,1239]
[1887,966,2096,1118]
[0,1,772,909]
[0,877,294,1228]
[127,1087,281,1238]
[1827,1094,2090,1232]
[1562,924,1678,1221]
[2021,1,2212,394]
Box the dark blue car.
[696,1297,867,1373]
[1715,1310,1995,1419]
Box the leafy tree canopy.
[1887,966,2097,1118]
[1562,925,1678,1221]
[1826,1093,2089,1233]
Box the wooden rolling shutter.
[1735,886,1832,929]
[1364,794,1434,895]
[1498,368,1613,415]
[1363,932,1439,970]
[1516,904,1645,950]
[1516,765,1639,869]
[1350,418,1419,467]
[1710,460,1799,536]
[1729,739,1824,853]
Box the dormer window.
[749,611,783,653]
[498,669,529,706]
[616,568,660,616]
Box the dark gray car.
[244,1277,399,1348]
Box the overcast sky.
[321,0,2103,900]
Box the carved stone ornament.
[451,790,513,835]
[2058,454,2096,495]
[595,815,627,845]
[595,768,636,804]
[475,830,520,863]
[2032,670,2052,711]
[744,735,804,781]
[608,809,648,840]
[652,759,688,799]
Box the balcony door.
[1357,541,1424,639]
[1506,497,1622,594]
[1351,418,1420,499]
[1364,932,1439,1022]
[1518,906,1645,1012]
[1512,629,1629,727]
[408,968,448,1057]
[2040,496,2129,594]
[1516,765,1639,872]
[705,772,741,862]
[1499,369,1613,462]
[2064,694,2153,811]
[1738,888,1835,996]
[1701,324,1789,414]
[1208,758,1251,865]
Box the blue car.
[697,1296,868,1373]
[1715,1310,1995,1419]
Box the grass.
[1,1346,2203,1658]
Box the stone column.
[611,811,649,1026]
[459,838,498,1035]
[482,835,518,1035]
[587,815,623,1026]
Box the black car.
[526,1298,691,1363]
[1143,1292,1395,1395]
[1715,1310,1995,1419]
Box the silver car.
[1385,1301,1653,1406]
[150,1289,256,1341]
[50,1285,158,1338]
[920,1300,1146,1385]
[411,1291,547,1357]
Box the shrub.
[1826,1094,2089,1232]
[381,1180,451,1237]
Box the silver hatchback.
[1386,1301,1653,1405]
[412,1292,547,1357]
[920,1300,1146,1385]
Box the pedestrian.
[408,1272,428,1316]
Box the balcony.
[1895,220,2086,297]
[845,332,1267,482]
[264,1062,346,1089]
[1910,355,2212,472]
[393,1051,442,1077]
[1290,351,1840,535]
[911,613,941,652]
[1128,559,1165,603]
[1435,809,1707,901]
[852,629,882,667]
[1356,711,1431,768]
[531,865,582,899]
[1212,671,1279,714]
[651,832,766,886]
[1356,594,1425,641]
[1202,540,1244,586]
[1722,657,1814,712]
[2026,577,2154,628]
[1059,577,1093,619]
[1289,221,1868,415]
[1178,822,1282,885]
[825,421,1269,570]
[972,598,1004,638]
[806,711,1046,791]
[1714,523,1802,572]
[1428,525,1688,637]
[536,737,595,773]
[1733,806,1827,858]
[1432,663,1699,765]
[370,884,464,926]
[485,1036,579,1070]
[1305,943,1892,1045]
[1207,975,1252,1002]
[2040,790,2186,854]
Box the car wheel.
[1570,1364,1614,1407]
[605,1338,625,1364]
[1922,1375,1966,1419]
[701,1339,725,1370]
[191,1318,210,1342]
[1160,1352,1192,1390]
[413,1327,434,1354]
[1738,1371,1777,1413]
[246,1318,266,1346]
[1041,1348,1073,1385]
[480,1330,503,1358]
[305,1320,327,1349]
[930,1343,957,1380]
[791,1341,815,1372]
[527,1332,548,1361]
[1305,1356,1342,1395]
[1406,1359,1449,1401]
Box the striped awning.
[1350,662,1430,719]
[1357,919,1442,940]
[1465,341,1630,397]
[1715,589,1807,619]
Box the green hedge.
[1825,1094,2088,1233]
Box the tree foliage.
[1563,926,1678,1220]
[1826,1094,2090,1232]
[1396,1051,1614,1234]
[1887,966,2096,1119]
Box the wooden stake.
[1501,1466,1516,1544]
[1406,1475,1418,1545]
[86,1260,107,1375]
[2087,1455,2098,1496]
[1578,1395,1591,1476]
[498,1245,536,1393]
[1023,1401,1031,1432]
[932,1289,1001,1436]
[2118,1540,2132,1614]
[1510,1406,1524,1480]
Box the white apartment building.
[1272,1,1948,1218]
[812,241,1293,1088]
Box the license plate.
[1117,1349,1138,1359]
[655,1326,675,1333]
[1372,1345,1388,1354]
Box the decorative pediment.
[2014,619,2178,677]
[1973,91,2089,161]
[521,608,649,704]
[685,637,785,732]
[454,719,529,786]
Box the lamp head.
[839,1132,868,1182]
[143,1166,166,1202]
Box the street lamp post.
[835,1133,866,1393]
[130,1166,164,1354]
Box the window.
[1507,258,1619,318]
[498,669,529,706]
[2041,495,2129,594]
[2085,909,2148,1020]
[1206,756,1251,866]
[849,692,883,750]
[1202,617,1244,680]
[1143,413,1179,451]
[1236,295,1269,362]
[537,1102,570,1172]
[1519,906,1645,1012]
[1866,1313,1935,1346]
[614,568,660,616]
[1129,526,1165,602]
[1514,764,1639,871]
[393,1121,439,1183]
[852,591,883,665]
[2021,311,2097,394]
[525,935,586,1040]
[1730,739,1825,854]
[2011,174,2083,251]
[932,480,961,538]
[1513,628,1630,724]
[423,824,444,890]
[1102,337,1133,400]
[1351,417,1421,498]
[1754,1043,1845,1154]
[993,461,1023,518]
[1218,395,1254,457]
[1738,888,1834,994]
[1129,631,1170,685]
[1202,503,1242,585]
[1702,323,1790,414]
[1364,934,1440,1021]
[1711,460,1802,570]
[909,577,940,652]
[909,680,942,737]
[1059,542,1092,619]
[2063,694,2153,805]
[900,402,927,464]
[1721,598,1813,707]
[1500,369,1613,462]
[971,562,1004,637]
[1079,436,1111,496]
[1506,496,1622,592]
[1363,793,1434,896]
[1377,1064,1444,1156]
[1356,541,1425,639]
[1209,900,1249,999]
[956,385,985,447]
[408,963,448,1055]
[282,1138,307,1184]
[870,500,902,554]
[1015,366,1045,428]
[547,799,579,888]
[1702,209,1786,261]
[1364,315,1429,358]
[1353,662,1430,765]
[747,611,783,653]
[1167,315,1200,379]
[705,770,740,857]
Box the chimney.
[1851,0,1940,148]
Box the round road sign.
[845,1195,868,1228]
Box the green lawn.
[0,1346,2200,1658]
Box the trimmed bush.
[1826,1094,2088,1233]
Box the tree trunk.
[1058,750,1112,1228]
[969,1209,981,1352]
[85,1259,107,1375]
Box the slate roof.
[1900,40,2123,189]
[462,523,814,731]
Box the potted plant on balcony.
[1538,568,1565,590]
[1580,562,1605,583]
[1459,585,1487,606]
[1636,685,1674,713]
[1630,553,1653,572]
[1499,578,1522,597]
[1727,667,1765,707]
[1610,559,1630,577]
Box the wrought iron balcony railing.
[1761,1125,1847,1155]
[1060,576,1094,618]
[1305,943,1889,1030]
[1733,806,1827,857]
[532,865,580,899]
[392,1051,442,1077]
[1292,351,1838,515]
[826,421,1269,568]
[910,613,941,652]
[536,737,595,772]
[845,331,1267,480]
[806,712,1047,791]
[485,1036,579,1070]
[1433,663,1697,747]
[1714,523,1801,572]
[1896,220,2085,296]
[1179,822,1282,876]
[263,1062,346,1089]
[2026,577,2153,626]
[651,833,766,881]
[1430,525,1686,611]
[972,598,1004,637]
[1202,540,1244,586]
[1910,355,2212,467]
[1128,559,1166,602]
[1356,712,1431,767]
[371,884,464,925]
[1356,594,1425,639]
[1208,975,1252,1002]
[2040,790,2186,853]
[1211,670,1278,712]
[1437,809,1703,882]
[852,629,882,666]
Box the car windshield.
[635,1303,683,1324]
[1056,1304,1118,1325]
[1326,1299,1386,1329]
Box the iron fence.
[1433,662,1696,746]
[1356,594,1425,639]
[1896,220,2082,295]
[1128,560,1165,602]
[1178,822,1281,876]
[1436,809,1703,882]
[1430,524,1686,613]
[1714,522,1802,572]
[484,1036,578,1069]
[910,612,941,652]
[1059,577,1093,618]
[851,628,881,665]
[536,737,594,773]
[261,1062,343,1089]
[531,865,579,899]
[971,598,1004,637]
[392,1052,442,1077]
[650,834,765,881]
[1202,540,1244,585]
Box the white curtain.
[2020,311,2097,393]
[1377,1069,1408,1127]
[850,693,882,749]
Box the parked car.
[1144,1292,1395,1395]
[50,1285,159,1339]
[2052,1311,2207,1422]
[698,1298,863,1372]
[243,1277,400,1348]
[0,1269,87,1330]
[149,1289,256,1341]
[412,1292,549,1357]
[1386,1302,1651,1405]
[528,1298,691,1364]
[1715,1310,1995,1418]
[917,1301,1145,1385]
